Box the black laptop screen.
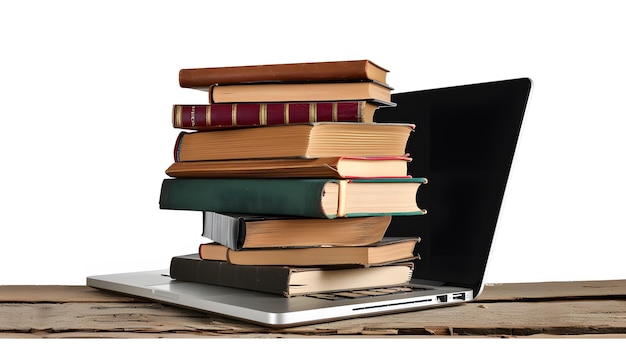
[374,78,531,295]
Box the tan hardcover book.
[173,122,414,162]
[208,81,392,105]
[199,237,420,267]
[200,212,392,250]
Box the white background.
[2,1,626,349]
[1,1,625,290]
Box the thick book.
[171,101,388,130]
[159,177,428,219]
[173,122,414,162]
[165,155,412,179]
[207,81,393,105]
[201,212,392,250]
[198,237,420,267]
[169,253,414,297]
[178,59,389,88]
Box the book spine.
[169,255,291,296]
[201,211,245,250]
[173,132,185,163]
[159,178,333,218]
[172,102,365,130]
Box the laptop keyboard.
[305,285,433,301]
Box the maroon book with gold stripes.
[171,101,387,130]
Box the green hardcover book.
[159,177,428,219]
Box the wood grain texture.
[0,285,138,303]
[1,280,625,338]
[478,280,626,301]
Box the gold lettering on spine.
[332,102,338,122]
[337,180,348,218]
[357,101,364,121]
[309,103,316,123]
[232,105,237,126]
[260,103,267,126]
[190,105,196,126]
[284,104,289,124]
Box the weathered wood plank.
[0,302,265,335]
[1,281,625,338]
[1,299,625,337]
[477,280,626,301]
[2,279,625,303]
[0,285,137,303]
[286,299,626,336]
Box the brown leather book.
[199,237,420,267]
[173,122,414,162]
[179,59,388,88]
[165,155,412,179]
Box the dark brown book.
[173,122,415,162]
[170,253,414,297]
[179,59,389,88]
[165,155,412,179]
[199,237,421,267]
[200,212,392,251]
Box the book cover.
[199,237,421,267]
[173,122,415,162]
[169,253,414,297]
[171,101,389,130]
[158,177,428,219]
[178,59,389,88]
[201,212,392,250]
[164,155,412,179]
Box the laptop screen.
[374,78,532,296]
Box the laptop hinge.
[410,278,447,287]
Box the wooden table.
[1,280,625,338]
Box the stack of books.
[159,60,428,297]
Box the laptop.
[87,77,532,327]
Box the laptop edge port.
[452,292,466,301]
